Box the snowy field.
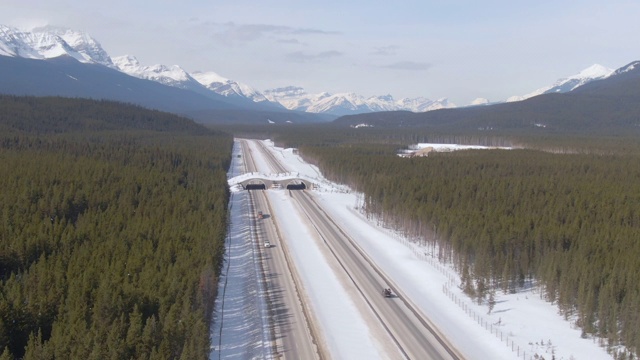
[216,140,613,360]
[399,143,513,157]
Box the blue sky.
[2,0,639,104]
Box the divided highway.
[240,139,462,360]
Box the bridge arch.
[284,180,307,190]
[245,183,267,190]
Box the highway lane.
[240,139,322,360]
[253,191,321,360]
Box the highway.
[240,139,322,360]
[242,138,462,359]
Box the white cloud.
[371,45,399,56]
[207,22,340,45]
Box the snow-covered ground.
[210,143,272,359]
[214,140,613,360]
[399,143,513,158]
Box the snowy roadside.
[210,142,272,360]
[260,139,612,360]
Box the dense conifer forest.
[0,96,232,359]
[265,125,640,359]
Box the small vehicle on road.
[264,241,271,248]
[382,288,393,298]
[258,211,263,219]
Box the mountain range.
[0,25,619,120]
[0,25,336,124]
[336,60,640,134]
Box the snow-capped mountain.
[395,96,454,112]
[506,64,614,102]
[263,87,329,112]
[112,55,283,109]
[190,71,270,103]
[263,86,454,116]
[0,24,455,116]
[469,98,490,106]
[37,26,114,67]
[113,55,202,89]
[0,25,112,66]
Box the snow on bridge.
[228,172,318,192]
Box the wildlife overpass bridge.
[228,172,316,191]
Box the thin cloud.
[209,22,339,43]
[286,50,343,62]
[291,28,340,35]
[371,45,399,56]
[382,61,432,70]
[278,38,304,45]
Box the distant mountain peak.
[470,98,490,106]
[574,64,614,79]
[190,70,230,87]
[113,55,201,89]
[112,54,140,70]
[263,86,455,115]
[190,71,268,102]
[371,94,394,102]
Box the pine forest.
[0,96,233,359]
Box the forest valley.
[1,96,639,359]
